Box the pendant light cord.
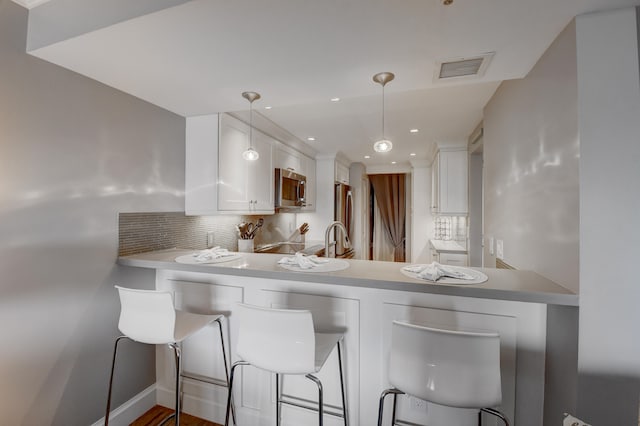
[381,84,385,140]
[249,101,253,150]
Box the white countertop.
[118,249,578,306]
[430,239,467,253]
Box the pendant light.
[372,72,395,153]
[241,91,261,161]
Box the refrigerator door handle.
[346,190,353,240]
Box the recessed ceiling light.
[331,98,340,102]
[410,129,419,133]
[410,153,416,156]
[264,106,272,110]
[391,161,397,164]
[364,155,371,159]
[307,137,316,141]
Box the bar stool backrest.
[116,286,176,344]
[236,303,316,374]
[389,321,502,408]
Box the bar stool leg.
[305,374,323,426]
[225,361,249,426]
[170,343,182,426]
[479,407,510,426]
[337,340,349,426]
[377,388,405,426]
[215,318,236,425]
[391,393,398,425]
[105,336,129,426]
[275,373,282,426]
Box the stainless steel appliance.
[275,168,306,209]
[334,182,354,258]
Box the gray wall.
[483,21,580,292]
[483,7,640,424]
[576,7,640,425]
[482,20,581,424]
[0,1,185,424]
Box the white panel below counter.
[155,270,543,426]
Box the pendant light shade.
[373,139,393,153]
[372,72,394,153]
[242,91,261,161]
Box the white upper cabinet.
[335,161,350,184]
[185,113,274,215]
[431,148,468,215]
[218,116,274,212]
[274,144,302,173]
[431,151,440,214]
[300,154,316,211]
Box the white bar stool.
[224,303,349,426]
[105,286,235,426]
[377,321,509,426]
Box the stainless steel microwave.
[275,168,306,209]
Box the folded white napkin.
[403,262,474,281]
[192,247,234,262]
[278,252,330,269]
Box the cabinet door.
[274,144,302,173]
[431,149,468,215]
[218,115,251,211]
[301,155,316,211]
[438,150,468,214]
[218,114,274,213]
[248,131,274,212]
[431,152,440,213]
[335,162,350,184]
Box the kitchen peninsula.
[119,249,577,426]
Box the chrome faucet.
[324,221,351,258]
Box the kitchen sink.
[254,242,324,256]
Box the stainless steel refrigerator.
[334,182,355,258]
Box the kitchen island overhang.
[117,249,578,425]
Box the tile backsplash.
[118,212,297,256]
[433,215,467,243]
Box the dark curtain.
[369,174,406,262]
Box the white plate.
[400,264,488,285]
[278,258,350,273]
[175,253,243,265]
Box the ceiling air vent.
[435,53,494,82]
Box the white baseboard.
[91,384,156,426]
[157,383,235,425]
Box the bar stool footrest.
[280,394,346,419]
[181,372,230,388]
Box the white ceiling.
[23,0,640,165]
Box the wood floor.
[131,405,221,426]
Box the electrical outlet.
[496,239,504,260]
[410,396,427,410]
[206,231,215,248]
[489,236,495,255]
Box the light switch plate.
[206,231,215,248]
[496,239,504,260]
